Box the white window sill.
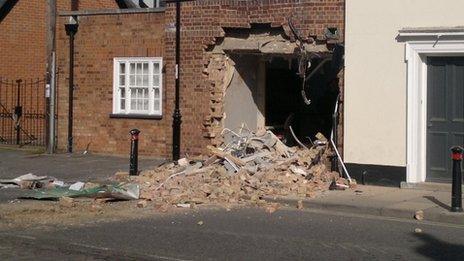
[109,113,162,120]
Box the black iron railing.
[0,77,47,146]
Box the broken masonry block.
[137,200,148,208]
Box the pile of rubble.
[118,128,348,209]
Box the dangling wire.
[287,17,312,105]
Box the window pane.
[154,88,160,99]
[130,75,135,86]
[154,100,160,111]
[142,75,149,86]
[119,75,125,86]
[131,99,136,110]
[120,99,125,110]
[136,63,142,73]
[153,75,160,86]
[143,63,149,74]
[120,88,125,98]
[136,75,142,86]
[143,88,148,98]
[143,100,148,110]
[119,63,126,74]
[153,62,160,74]
[130,63,135,74]
[137,99,142,110]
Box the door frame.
[404,36,464,183]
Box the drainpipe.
[48,52,56,153]
[65,16,78,153]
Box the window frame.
[112,57,163,117]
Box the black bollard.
[129,129,141,176]
[451,146,463,212]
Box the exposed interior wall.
[345,0,464,167]
[56,12,166,156]
[224,56,260,132]
[223,55,268,133]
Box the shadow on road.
[413,232,464,260]
[423,196,450,211]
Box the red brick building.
[55,0,345,159]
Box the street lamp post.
[172,0,182,161]
[65,16,78,154]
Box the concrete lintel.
[59,7,165,17]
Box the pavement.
[265,184,464,225]
[0,147,164,202]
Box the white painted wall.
[345,0,464,166]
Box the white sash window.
[113,57,163,116]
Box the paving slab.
[265,185,464,225]
[0,148,165,202]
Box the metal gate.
[0,78,47,146]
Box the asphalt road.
[1,208,463,260]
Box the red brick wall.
[0,0,47,80]
[0,0,119,81]
[56,12,167,156]
[163,0,345,157]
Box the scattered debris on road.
[414,210,424,221]
[0,173,64,189]
[25,183,140,200]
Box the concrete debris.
[0,173,65,190]
[124,130,341,210]
[197,220,204,226]
[176,203,191,208]
[114,171,130,182]
[266,203,280,214]
[297,200,304,210]
[69,182,85,191]
[59,197,75,208]
[414,210,424,221]
[177,158,190,167]
[137,200,148,208]
[26,183,140,201]
[329,180,349,190]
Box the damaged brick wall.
[202,53,233,146]
[164,0,345,157]
[56,11,167,156]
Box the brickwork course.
[55,0,345,158]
